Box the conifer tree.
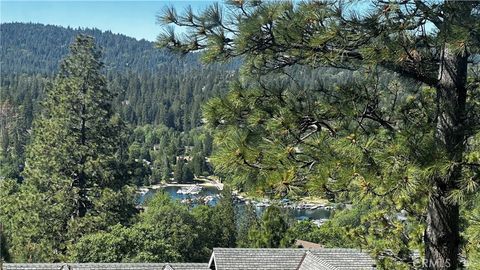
[4,35,136,261]
[211,187,237,248]
[174,158,185,182]
[158,1,480,269]
[236,203,259,248]
[245,206,289,248]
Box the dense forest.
[0,22,235,184]
[1,0,480,268]
[0,25,351,262]
[0,22,338,186]
[156,1,480,269]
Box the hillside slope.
[0,22,237,129]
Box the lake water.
[139,186,331,221]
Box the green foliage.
[69,224,179,263]
[191,205,217,260]
[465,195,480,269]
[70,192,193,262]
[158,1,480,268]
[0,99,33,181]
[71,191,239,263]
[244,205,291,248]
[174,158,185,183]
[2,35,136,262]
[281,205,371,249]
[236,203,259,248]
[1,23,236,130]
[211,188,237,248]
[182,164,194,183]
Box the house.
[2,263,209,270]
[294,239,323,249]
[3,247,376,270]
[207,248,376,270]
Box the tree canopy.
[1,35,137,261]
[158,1,480,269]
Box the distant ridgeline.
[0,22,356,185]
[0,22,238,129]
[0,22,233,75]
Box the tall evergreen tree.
[181,164,194,183]
[211,187,237,248]
[174,158,185,183]
[245,206,289,248]
[236,203,259,248]
[4,35,136,261]
[158,1,480,269]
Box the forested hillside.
[1,22,197,74]
[0,22,236,127]
[1,23,334,184]
[0,26,328,263]
[2,1,480,267]
[0,22,235,183]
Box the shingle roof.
[2,263,209,270]
[3,248,375,270]
[165,263,210,270]
[309,248,376,270]
[209,248,376,270]
[294,240,323,249]
[298,252,339,270]
[209,248,305,270]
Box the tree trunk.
[425,39,468,268]
[425,180,460,270]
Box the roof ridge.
[296,252,308,270]
[299,251,341,270]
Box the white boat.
[256,202,270,208]
[204,195,215,204]
[312,218,329,227]
[137,188,149,195]
[176,185,203,195]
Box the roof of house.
[294,239,323,249]
[208,248,376,270]
[2,263,210,270]
[208,248,305,270]
[163,264,210,270]
[308,248,375,270]
[3,247,376,270]
[298,252,339,270]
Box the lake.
[138,185,331,222]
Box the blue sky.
[0,1,214,41]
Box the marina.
[137,185,332,224]
[176,185,203,195]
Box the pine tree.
[174,158,185,183]
[236,203,259,248]
[181,163,194,183]
[245,206,289,248]
[212,187,237,248]
[5,35,136,261]
[158,1,480,269]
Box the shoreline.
[141,180,224,191]
[139,182,332,209]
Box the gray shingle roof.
[209,248,305,270]
[298,252,339,270]
[309,248,376,270]
[2,263,209,270]
[3,248,376,270]
[165,263,209,270]
[209,248,376,270]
